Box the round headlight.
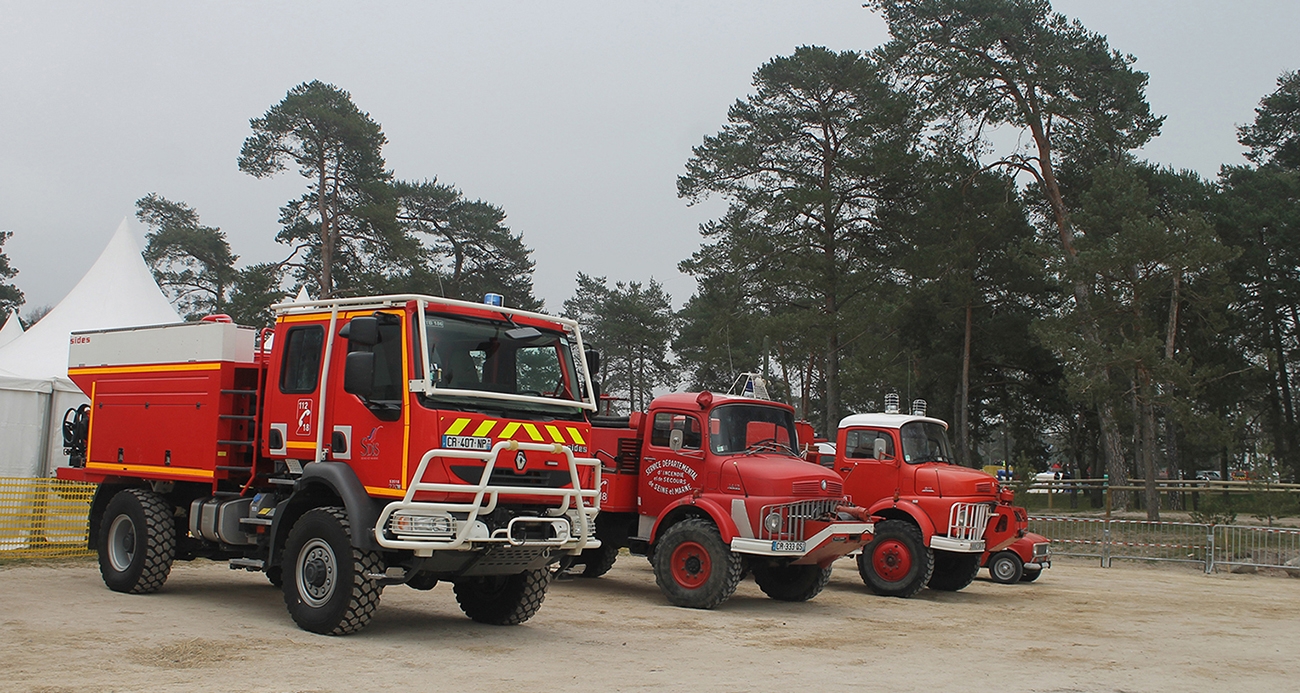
[763,512,783,533]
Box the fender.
[867,498,937,545]
[86,483,133,551]
[985,504,1027,552]
[270,462,383,560]
[649,495,736,544]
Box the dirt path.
[1,556,1294,692]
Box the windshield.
[708,404,797,456]
[421,312,583,411]
[900,421,952,464]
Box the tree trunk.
[1138,367,1159,521]
[317,157,333,298]
[1029,120,1129,509]
[959,300,973,467]
[1099,398,1128,510]
[824,332,839,435]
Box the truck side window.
[845,429,893,459]
[280,326,324,394]
[650,412,702,450]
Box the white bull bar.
[374,439,601,554]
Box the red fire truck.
[57,294,601,635]
[823,396,1045,596]
[565,391,874,609]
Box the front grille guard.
[374,439,600,552]
[756,498,847,541]
[948,502,993,541]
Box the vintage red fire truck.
[57,294,601,635]
[565,391,875,609]
[824,395,1046,596]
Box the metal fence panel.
[1030,515,1300,574]
[1028,516,1108,561]
[1104,520,1212,568]
[1212,524,1300,572]
[0,477,94,559]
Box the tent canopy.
[0,218,181,380]
[0,312,23,349]
[0,217,181,477]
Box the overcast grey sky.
[2,1,1298,316]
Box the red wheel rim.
[872,538,912,582]
[669,540,712,589]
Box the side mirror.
[669,428,684,452]
[344,352,375,398]
[585,349,601,376]
[874,437,888,460]
[341,317,380,347]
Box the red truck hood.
[930,464,997,498]
[733,453,844,498]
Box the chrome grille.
[757,498,843,541]
[948,502,993,541]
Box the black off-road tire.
[282,507,385,635]
[580,544,620,578]
[266,566,283,588]
[98,488,176,594]
[751,562,833,602]
[988,551,1024,584]
[1020,566,1043,582]
[453,568,550,625]
[928,550,982,591]
[856,519,932,598]
[652,518,743,609]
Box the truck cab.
[831,401,1034,596]
[58,294,601,634]
[577,391,874,609]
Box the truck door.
[638,410,705,519]
[264,321,329,473]
[324,311,409,495]
[839,427,900,506]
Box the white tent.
[0,312,24,349]
[0,218,181,477]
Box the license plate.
[771,540,806,553]
[443,435,492,451]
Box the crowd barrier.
[0,476,94,559]
[1030,515,1300,574]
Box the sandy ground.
[1,555,1295,693]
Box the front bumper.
[930,534,987,553]
[374,440,600,555]
[731,521,874,565]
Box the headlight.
[763,511,784,533]
[390,512,455,537]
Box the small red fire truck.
[823,395,1046,596]
[57,294,601,635]
[565,391,874,609]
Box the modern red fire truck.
[57,294,601,635]
[565,391,874,609]
[821,395,1047,596]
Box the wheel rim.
[297,538,338,608]
[106,514,136,572]
[872,538,912,582]
[669,540,712,589]
[992,556,1017,581]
